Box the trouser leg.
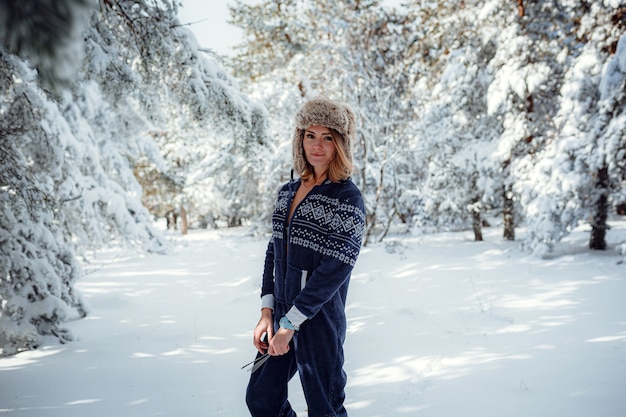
[295,302,348,417]
[246,346,299,417]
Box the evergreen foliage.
[229,0,626,252]
[0,0,270,354]
[1,0,624,354]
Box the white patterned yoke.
[262,178,366,322]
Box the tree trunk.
[472,208,483,241]
[364,156,387,246]
[503,184,515,241]
[589,166,609,250]
[180,205,188,235]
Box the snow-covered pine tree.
[1,0,271,354]
[485,0,575,243]
[416,47,500,239]
[591,30,626,252]
[228,0,308,82]
[58,82,170,253]
[520,1,625,255]
[0,0,95,91]
[167,33,272,229]
[404,0,502,240]
[0,54,88,354]
[588,3,626,252]
[87,0,272,230]
[0,54,169,354]
[521,42,604,255]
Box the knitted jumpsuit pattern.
[246,177,365,417]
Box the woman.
[246,97,366,417]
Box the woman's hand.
[268,327,294,356]
[253,308,273,354]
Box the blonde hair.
[297,128,353,183]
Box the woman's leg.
[246,346,299,417]
[295,302,348,417]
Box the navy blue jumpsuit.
[246,177,365,417]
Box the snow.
[1,221,625,417]
[600,34,626,100]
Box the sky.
[177,0,404,57]
[177,0,255,56]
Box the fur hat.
[292,97,356,177]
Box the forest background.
[0,0,625,354]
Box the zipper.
[285,179,303,248]
[285,179,329,254]
[283,180,298,255]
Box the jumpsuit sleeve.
[289,190,365,322]
[260,238,275,310]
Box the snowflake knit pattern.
[272,183,365,267]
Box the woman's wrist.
[279,316,299,331]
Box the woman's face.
[303,125,336,174]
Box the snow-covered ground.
[1,221,625,417]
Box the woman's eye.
[324,136,333,141]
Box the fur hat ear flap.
[292,97,356,177]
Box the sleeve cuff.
[261,294,274,310]
[285,306,307,328]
